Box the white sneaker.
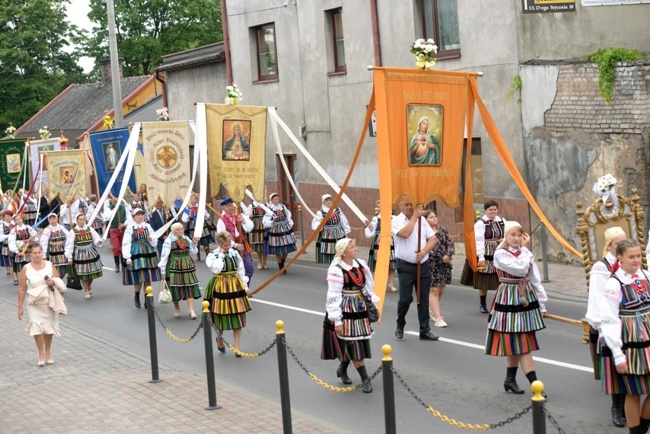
[434,317,448,328]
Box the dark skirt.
[321,315,372,361]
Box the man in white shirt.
[60,197,80,230]
[391,199,439,341]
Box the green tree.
[0,0,87,133]
[85,0,223,77]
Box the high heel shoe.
[189,311,197,320]
[37,359,45,367]
[503,378,525,394]
[174,309,181,318]
[46,358,54,365]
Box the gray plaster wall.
[166,62,228,125]
[516,0,650,61]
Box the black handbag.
[67,276,83,290]
[366,298,379,323]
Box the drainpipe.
[155,71,167,108]
[370,0,382,66]
[221,0,233,85]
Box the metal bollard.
[276,320,293,433]
[382,345,396,434]
[202,301,220,410]
[297,204,305,248]
[145,286,161,383]
[540,224,550,283]
[531,380,546,434]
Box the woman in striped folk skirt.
[65,213,104,299]
[263,193,296,275]
[87,195,105,236]
[39,213,70,278]
[248,201,268,269]
[486,221,547,395]
[600,239,650,434]
[364,200,397,292]
[159,223,201,319]
[311,194,351,264]
[204,231,252,355]
[0,210,15,277]
[9,215,37,284]
[122,208,161,309]
[321,238,378,393]
[460,200,507,314]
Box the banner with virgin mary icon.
[205,104,267,203]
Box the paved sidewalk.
[0,298,349,434]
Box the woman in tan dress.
[17,242,67,366]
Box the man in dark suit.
[38,189,51,220]
[149,198,167,257]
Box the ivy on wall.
[588,48,650,103]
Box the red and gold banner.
[205,104,267,202]
[46,149,86,200]
[374,67,469,208]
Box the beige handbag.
[158,280,172,304]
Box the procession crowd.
[6,185,650,433]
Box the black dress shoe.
[479,305,488,314]
[395,327,404,339]
[419,331,439,341]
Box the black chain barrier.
[208,320,277,358]
[390,365,532,430]
[542,407,567,434]
[151,303,204,343]
[285,341,382,393]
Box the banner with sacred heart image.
[46,149,86,200]
[205,104,267,203]
[141,121,192,206]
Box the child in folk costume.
[9,214,37,284]
[85,194,104,236]
[122,208,160,309]
[364,200,397,292]
[65,213,103,299]
[204,231,252,356]
[39,213,70,279]
[131,193,149,223]
[263,193,296,275]
[485,221,547,395]
[0,210,15,277]
[311,194,351,264]
[585,227,627,428]
[248,199,269,269]
[600,239,650,434]
[321,238,379,393]
[159,223,201,319]
[182,195,214,261]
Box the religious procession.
[2,1,649,433]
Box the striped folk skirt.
[485,281,545,356]
[204,271,252,330]
[71,244,103,281]
[249,219,267,254]
[0,246,11,267]
[266,221,296,255]
[321,290,373,361]
[12,253,31,273]
[123,241,161,285]
[315,225,346,264]
[167,253,201,301]
[367,233,396,272]
[601,307,650,395]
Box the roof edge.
[16,84,76,134]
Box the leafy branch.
[506,74,522,103]
[588,48,649,103]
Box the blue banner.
[89,128,136,197]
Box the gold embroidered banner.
[374,68,469,207]
[205,104,267,202]
[46,149,86,200]
[141,121,192,207]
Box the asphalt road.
[2,247,616,434]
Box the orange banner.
[373,67,468,207]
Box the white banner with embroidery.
[141,121,192,207]
[28,138,60,190]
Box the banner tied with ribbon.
[205,104,267,203]
[46,149,86,200]
[141,121,192,207]
[89,128,137,198]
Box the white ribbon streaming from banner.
[267,108,368,223]
[245,189,272,214]
[149,120,201,239]
[194,104,208,240]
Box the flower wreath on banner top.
[410,38,438,71]
[593,173,618,209]
[224,84,243,106]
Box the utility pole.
[107,0,124,128]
